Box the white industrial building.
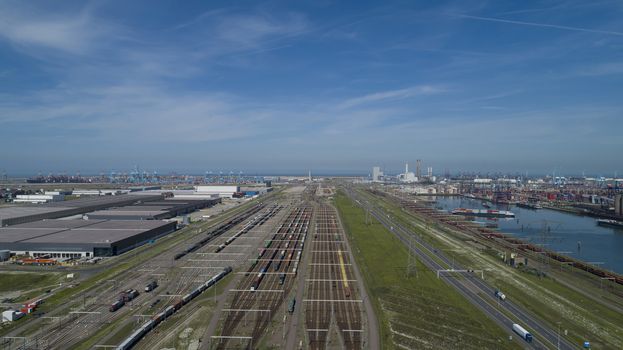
[398,163,418,183]
[132,189,224,200]
[2,310,24,322]
[372,166,384,182]
[13,194,65,204]
[194,185,240,198]
[73,189,130,196]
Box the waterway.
[429,196,623,274]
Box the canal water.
[429,196,623,274]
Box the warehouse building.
[13,194,65,204]
[194,185,240,198]
[133,189,221,200]
[0,194,163,226]
[84,198,220,220]
[0,219,176,257]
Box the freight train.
[399,193,623,287]
[115,267,232,350]
[173,204,266,260]
[251,267,268,291]
[109,289,140,312]
[214,205,281,253]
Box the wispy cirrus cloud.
[0,3,125,54]
[215,13,308,47]
[1,0,622,174]
[337,85,445,109]
[452,13,623,36]
[575,62,623,76]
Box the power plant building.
[372,167,383,182]
[398,163,418,183]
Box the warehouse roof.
[0,194,164,226]
[0,206,74,222]
[0,219,173,244]
[0,228,65,243]
[25,228,150,244]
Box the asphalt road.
[346,188,577,350]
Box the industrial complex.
[0,187,249,261]
[0,180,621,350]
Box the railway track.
[134,204,287,350]
[214,205,312,349]
[4,202,279,350]
[348,187,577,350]
[305,204,362,350]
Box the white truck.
[512,323,533,343]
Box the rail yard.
[211,203,311,349]
[305,204,363,350]
[0,191,284,349]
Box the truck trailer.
[512,323,533,343]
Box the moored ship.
[451,208,515,218]
[596,219,623,229]
[516,202,542,210]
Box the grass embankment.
[0,271,61,294]
[363,189,623,349]
[335,192,518,350]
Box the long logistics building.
[0,194,221,258]
[84,199,220,220]
[0,195,220,226]
[0,194,164,226]
[0,219,176,258]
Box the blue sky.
[0,0,622,176]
